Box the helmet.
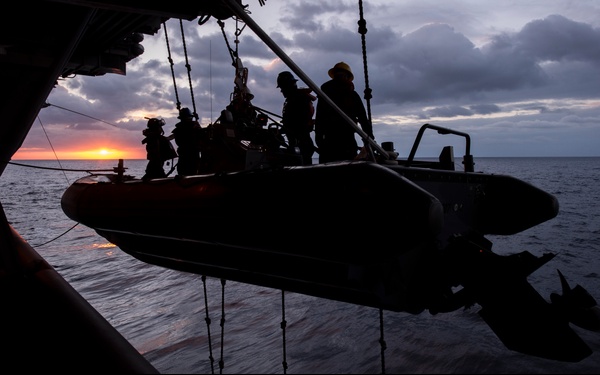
[328,61,354,81]
[276,71,298,88]
[147,117,165,128]
[178,107,194,119]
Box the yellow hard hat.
[328,61,354,81]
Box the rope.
[6,164,105,248]
[357,0,376,161]
[218,279,226,374]
[357,0,373,123]
[163,22,182,111]
[280,290,288,374]
[201,275,216,374]
[30,222,79,248]
[6,161,123,174]
[179,19,199,120]
[378,308,387,374]
[7,115,98,249]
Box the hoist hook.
[198,14,211,26]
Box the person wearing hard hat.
[171,107,203,176]
[276,71,316,165]
[142,117,174,181]
[314,62,374,163]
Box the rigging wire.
[44,102,120,128]
[24,115,75,247]
[8,107,127,248]
[36,115,70,185]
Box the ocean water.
[1,157,599,374]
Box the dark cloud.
[281,1,355,33]
[517,15,600,63]
[364,14,600,107]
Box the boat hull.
[62,162,444,261]
[62,161,447,312]
[62,160,559,313]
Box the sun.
[86,148,123,159]
[71,148,129,160]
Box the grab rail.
[406,124,474,172]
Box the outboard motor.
[551,269,600,332]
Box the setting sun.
[76,148,124,159]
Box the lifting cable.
[201,275,216,374]
[218,279,227,374]
[163,22,181,111]
[163,20,199,120]
[218,20,237,64]
[378,308,387,374]
[280,290,289,374]
[218,18,246,68]
[200,276,229,374]
[179,19,199,120]
[218,17,247,66]
[357,0,376,161]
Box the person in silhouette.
[314,62,374,163]
[141,117,176,181]
[171,107,203,176]
[276,71,316,165]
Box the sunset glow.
[12,147,145,160]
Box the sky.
[14,0,600,160]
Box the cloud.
[469,104,501,115]
[24,2,599,159]
[423,105,473,118]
